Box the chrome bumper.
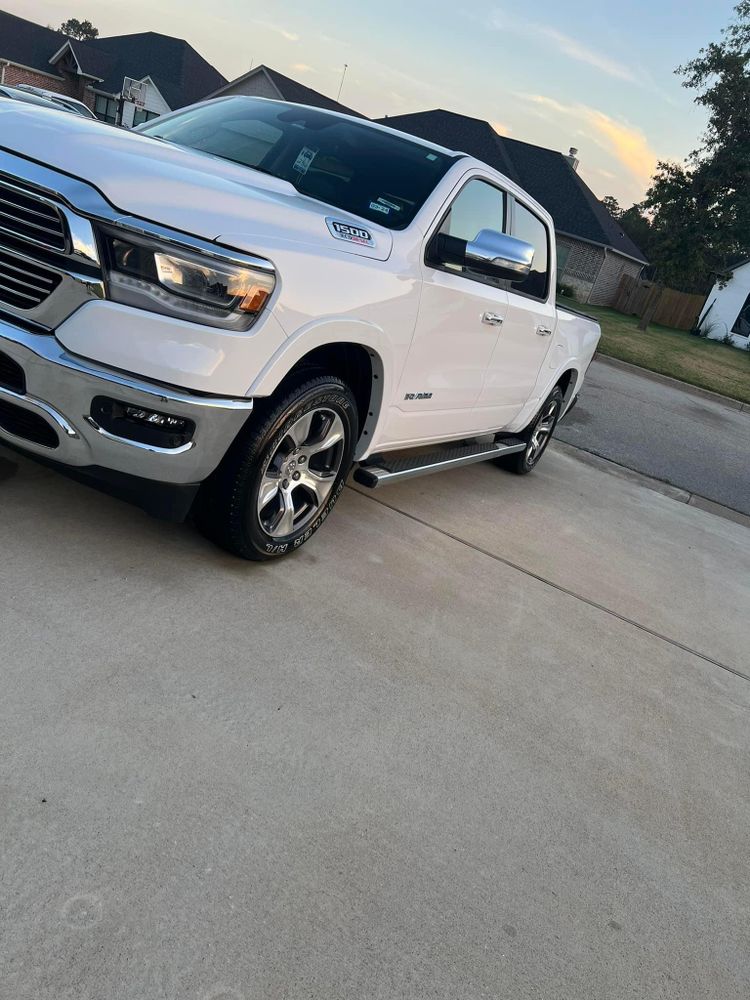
[0,317,253,485]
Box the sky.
[8,0,739,205]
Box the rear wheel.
[196,375,357,560]
[495,385,564,475]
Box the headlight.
[99,229,275,331]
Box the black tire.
[196,375,358,560]
[495,385,564,475]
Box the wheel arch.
[247,322,388,459]
[555,367,579,409]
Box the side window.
[512,202,550,300]
[432,179,507,286]
[94,94,119,125]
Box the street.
[2,441,749,1000]
[557,358,750,516]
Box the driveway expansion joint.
[350,485,750,685]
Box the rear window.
[139,97,458,230]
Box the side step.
[353,437,527,489]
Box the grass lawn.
[576,303,750,405]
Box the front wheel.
[495,385,564,475]
[196,375,357,560]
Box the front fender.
[246,316,390,397]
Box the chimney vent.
[566,146,579,172]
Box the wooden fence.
[612,275,706,331]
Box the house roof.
[0,11,226,110]
[210,65,366,118]
[86,32,226,109]
[47,38,114,82]
[0,10,72,76]
[378,109,648,264]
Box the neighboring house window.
[94,95,119,124]
[556,242,570,278]
[511,201,550,300]
[133,108,159,126]
[731,292,750,337]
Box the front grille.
[0,398,59,448]
[0,245,62,310]
[0,350,25,393]
[0,181,67,252]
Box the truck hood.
[0,104,393,261]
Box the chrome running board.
[353,437,527,488]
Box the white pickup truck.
[0,97,600,559]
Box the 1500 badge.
[326,218,375,247]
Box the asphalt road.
[557,359,750,515]
[2,441,749,1000]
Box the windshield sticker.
[326,218,376,247]
[377,197,402,212]
[293,146,317,175]
[369,201,390,215]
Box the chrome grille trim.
[0,245,62,310]
[0,179,67,252]
[0,155,104,329]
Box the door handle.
[482,311,504,326]
[536,325,553,336]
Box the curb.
[551,440,750,531]
[594,355,750,413]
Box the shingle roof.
[0,10,70,74]
[66,42,117,82]
[378,109,648,264]
[211,65,365,118]
[86,32,226,110]
[0,11,226,111]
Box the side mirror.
[430,228,534,281]
[465,229,534,279]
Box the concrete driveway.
[1,441,749,1000]
[557,358,750,516]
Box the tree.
[619,204,653,258]
[642,2,750,291]
[59,18,99,40]
[601,195,623,220]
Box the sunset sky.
[8,0,737,205]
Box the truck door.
[478,199,556,412]
[386,177,510,445]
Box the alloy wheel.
[257,407,346,538]
[526,397,560,467]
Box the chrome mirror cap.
[465,229,534,279]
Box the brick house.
[0,10,226,126]
[376,110,648,305]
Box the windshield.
[138,97,457,230]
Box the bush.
[690,319,718,339]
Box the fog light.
[90,396,195,449]
[124,406,189,431]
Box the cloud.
[519,94,657,188]
[539,27,637,82]
[490,120,512,136]
[291,63,315,74]
[489,9,636,83]
[255,20,299,42]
